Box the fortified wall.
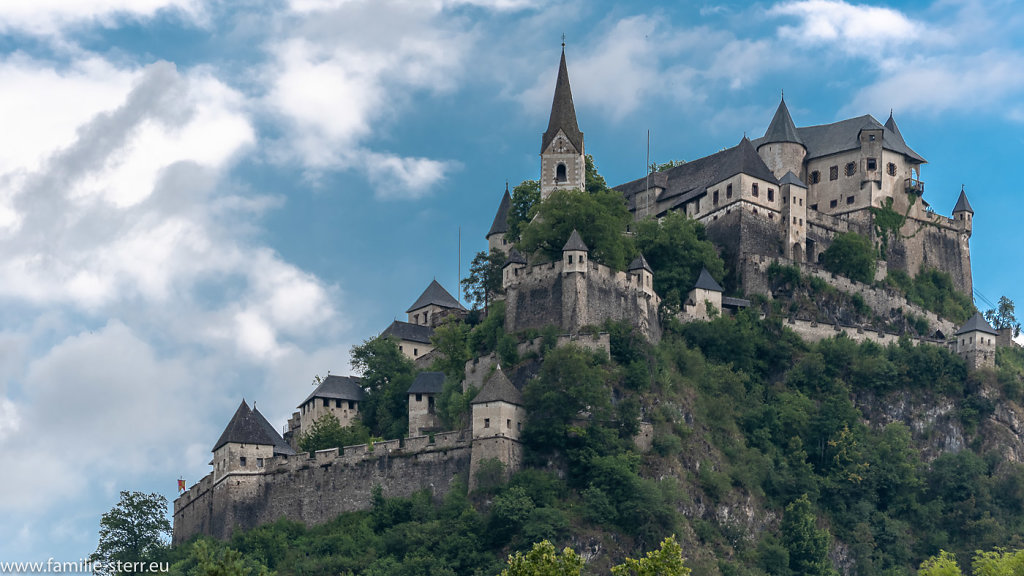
[503,259,660,342]
[173,431,471,544]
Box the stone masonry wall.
[173,432,471,544]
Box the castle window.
[416,393,422,402]
[793,217,798,224]
[240,457,247,467]
[829,166,838,180]
[399,345,403,352]
[769,213,774,220]
[811,171,821,184]
[507,419,511,429]
[726,184,733,198]
[413,348,418,356]
[752,183,759,197]
[845,162,856,176]
[257,458,264,468]
[867,158,877,171]
[568,255,573,264]
[349,401,355,410]
[336,399,342,408]
[847,195,855,205]
[811,204,818,210]
[323,399,329,407]
[869,134,876,141]
[887,162,897,176]
[428,396,435,413]
[768,188,775,202]
[556,163,567,183]
[830,199,838,208]
[713,190,719,205]
[484,418,490,428]
[783,196,788,203]
[800,218,803,225]
[799,198,803,206]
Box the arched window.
[556,163,567,183]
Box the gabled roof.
[754,114,925,164]
[406,280,466,313]
[615,137,778,211]
[504,247,527,267]
[761,98,803,146]
[253,407,296,456]
[693,267,724,292]
[299,375,367,408]
[471,367,523,406]
[953,188,974,214]
[408,371,445,395]
[562,229,588,252]
[628,253,653,273]
[954,312,998,336]
[541,48,583,154]
[487,187,512,238]
[382,320,434,344]
[213,400,279,452]
[779,171,807,188]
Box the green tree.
[781,494,838,576]
[351,336,415,439]
[585,154,611,195]
[298,412,371,453]
[507,179,541,243]
[918,550,963,576]
[462,248,506,309]
[821,232,876,284]
[650,160,685,173]
[985,296,1020,337]
[90,491,171,576]
[178,539,272,576]
[523,345,612,452]
[633,211,726,304]
[500,540,584,576]
[972,548,1024,576]
[610,535,690,576]
[519,188,633,270]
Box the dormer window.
[556,163,567,183]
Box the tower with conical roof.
[757,96,806,181]
[487,183,512,254]
[540,45,585,200]
[953,185,974,238]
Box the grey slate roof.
[382,320,434,344]
[722,296,751,309]
[953,188,974,214]
[408,371,445,395]
[761,98,803,146]
[504,247,527,267]
[541,49,583,154]
[471,367,523,406]
[754,114,925,163]
[693,267,724,292]
[954,312,998,336]
[299,375,367,408]
[615,137,778,213]
[779,171,807,188]
[487,187,511,238]
[406,279,467,313]
[213,400,280,452]
[253,407,296,456]
[563,229,588,252]
[884,111,906,145]
[628,253,653,273]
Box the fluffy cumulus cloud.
[264,0,489,198]
[0,0,206,37]
[769,0,921,57]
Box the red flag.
[178,479,186,493]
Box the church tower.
[540,46,585,200]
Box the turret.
[212,400,294,482]
[540,46,585,200]
[502,247,527,290]
[487,184,512,253]
[628,253,654,297]
[953,186,974,238]
[954,312,997,370]
[685,268,724,321]
[406,279,467,327]
[408,372,444,436]
[779,171,808,261]
[562,229,588,274]
[757,96,806,180]
[469,366,525,490]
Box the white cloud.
[0,0,206,37]
[363,152,460,200]
[0,398,19,441]
[769,0,921,57]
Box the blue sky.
[0,0,1021,564]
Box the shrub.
[821,232,876,284]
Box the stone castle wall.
[783,317,947,347]
[504,260,660,342]
[173,431,472,544]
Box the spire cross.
[561,33,566,48]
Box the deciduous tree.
[90,491,171,576]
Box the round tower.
[757,96,807,181]
[952,186,974,238]
[561,229,588,274]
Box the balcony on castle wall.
[904,178,924,195]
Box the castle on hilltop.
[173,47,1004,546]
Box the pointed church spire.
[761,96,803,146]
[541,47,583,154]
